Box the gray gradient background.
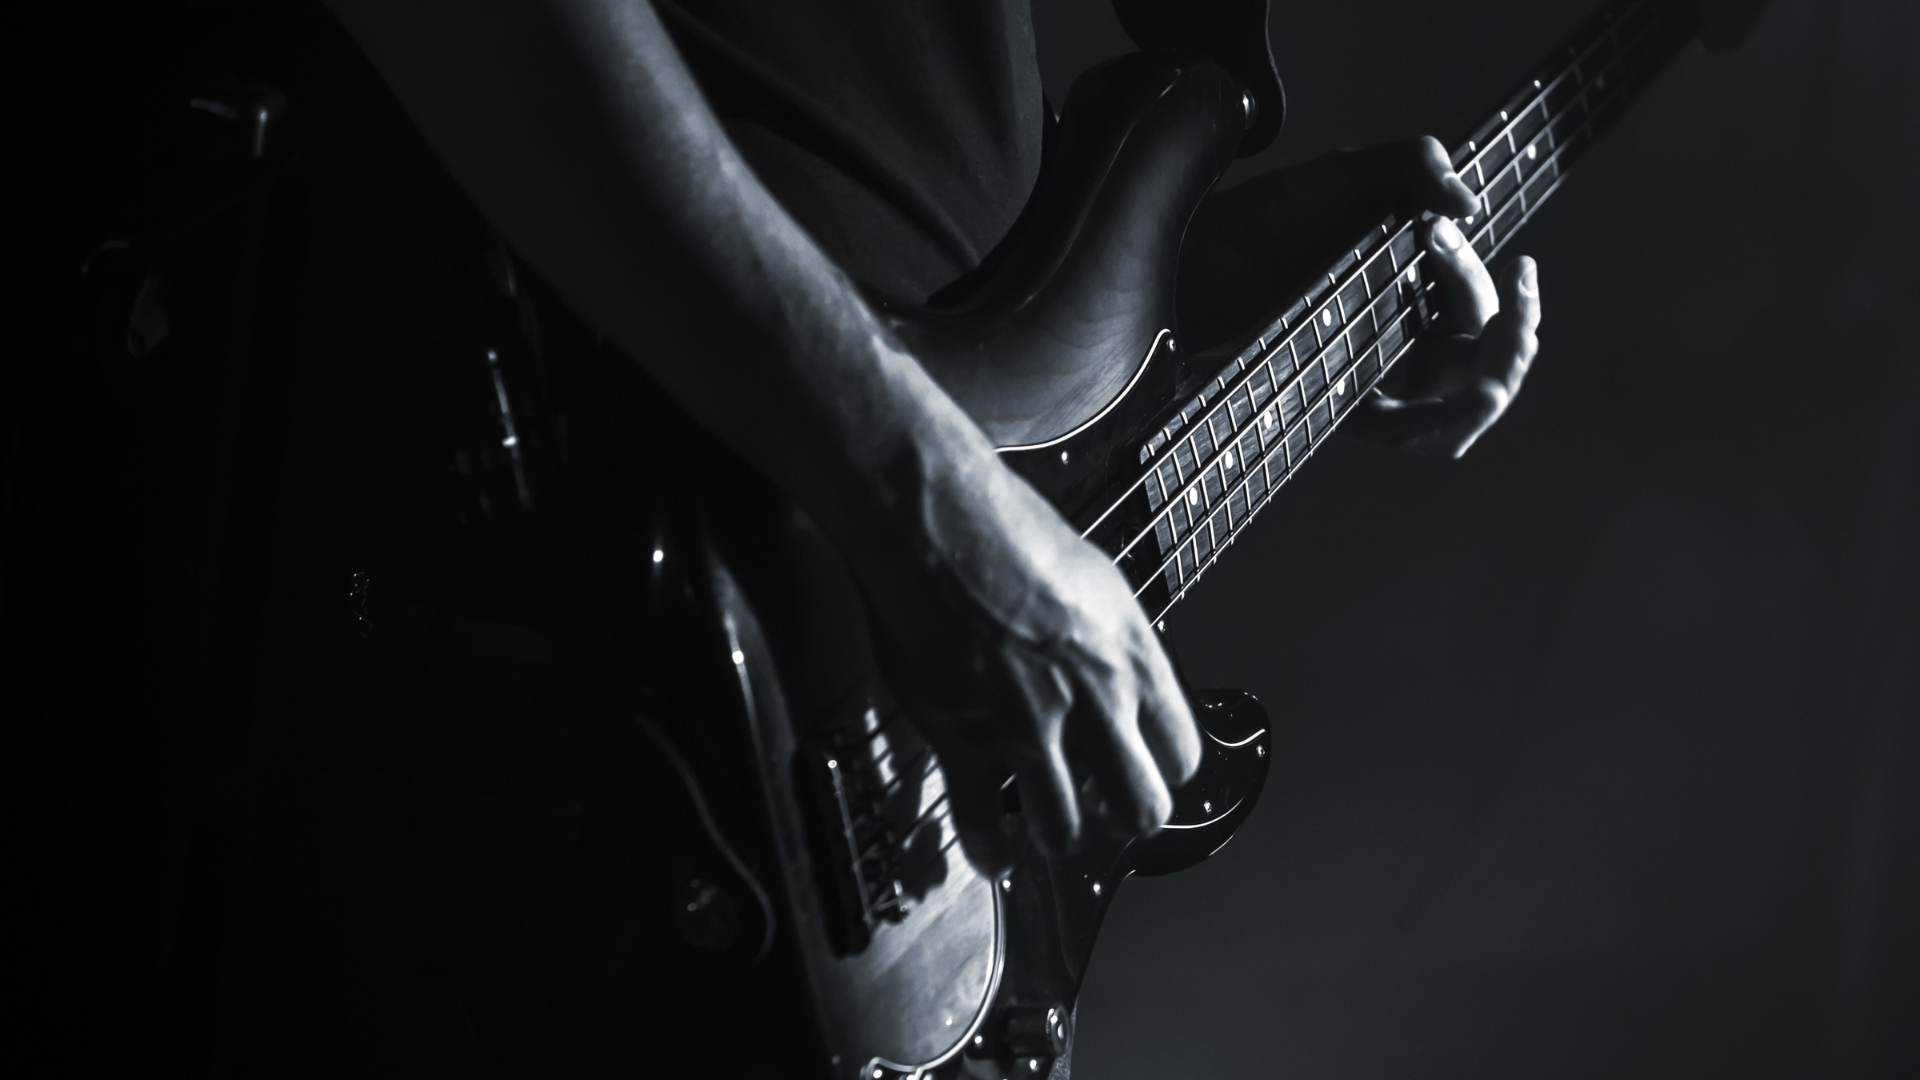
[8,2,1912,1075]
[1031,1,1918,1076]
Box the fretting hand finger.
[1348,257,1541,458]
[1475,256,1541,396]
[1419,256,1540,456]
[1335,135,1480,220]
[1420,216,1500,335]
[1066,656,1172,838]
[1179,136,1485,348]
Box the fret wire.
[1104,223,1417,559]
[1439,0,1672,222]
[1131,63,1679,611]
[1109,5,1692,605]
[1131,302,1421,615]
[1458,0,1675,201]
[1086,229,1408,542]
[1113,188,1438,541]
[1140,307,1414,619]
[1455,7,1618,181]
[1464,0,1695,255]
[1120,122,1558,584]
[1134,18,1681,584]
[1112,225,1423,574]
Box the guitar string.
[1105,0,1678,583]
[843,731,961,902]
[1133,52,1694,622]
[836,0,1688,895]
[1452,0,1676,199]
[1111,0,1693,615]
[1081,0,1679,560]
[1104,0,1676,532]
[1132,11,1694,622]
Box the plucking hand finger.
[943,748,1018,878]
[1016,741,1083,855]
[1070,671,1176,836]
[1333,136,1480,219]
[1135,639,1201,789]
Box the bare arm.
[323,0,1199,870]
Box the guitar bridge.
[799,701,952,955]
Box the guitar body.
[614,50,1272,1080]
[675,530,1267,1080]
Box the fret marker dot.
[1500,110,1509,121]
[1468,140,1476,151]
[652,548,664,564]
[1188,489,1201,507]
[1526,143,1537,160]
[1407,267,1419,283]
[1465,215,1475,224]
[1534,79,1542,88]
[1322,310,1333,327]
[1223,450,1234,469]
[1060,450,1069,464]
[1334,377,1345,396]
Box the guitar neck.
[1084,0,1703,625]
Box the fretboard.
[1087,0,1701,624]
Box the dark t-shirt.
[655,0,1046,303]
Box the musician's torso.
[656,0,1046,304]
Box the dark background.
[8,1,1915,1077]
[1033,1,1919,1077]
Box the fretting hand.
[1180,136,1542,458]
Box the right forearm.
[325,0,995,567]
[326,3,1204,874]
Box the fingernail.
[1432,217,1464,251]
[1518,260,1538,297]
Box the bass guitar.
[509,1,1730,1077]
